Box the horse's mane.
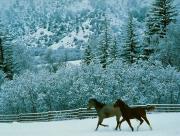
[118,99,130,109]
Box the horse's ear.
[115,99,120,103]
[120,99,124,102]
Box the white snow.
[49,19,92,50]
[67,60,82,66]
[67,0,93,13]
[21,27,54,47]
[0,113,180,136]
[32,28,53,38]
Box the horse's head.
[114,99,125,108]
[87,98,96,110]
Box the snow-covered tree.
[108,37,119,63]
[143,0,178,64]
[122,13,139,64]
[152,23,180,68]
[0,38,3,67]
[98,16,113,68]
[3,35,14,80]
[0,19,5,72]
[147,0,178,39]
[84,44,93,65]
[13,41,34,74]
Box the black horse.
[114,99,155,131]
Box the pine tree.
[143,0,178,60]
[147,0,177,39]
[122,13,139,64]
[109,37,118,63]
[0,19,5,74]
[3,35,14,80]
[142,14,155,60]
[0,38,3,68]
[98,16,112,68]
[0,35,14,80]
[84,44,93,65]
[0,38,4,68]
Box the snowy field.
[0,113,180,136]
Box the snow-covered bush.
[0,60,179,114]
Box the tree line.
[84,0,179,69]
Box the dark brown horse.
[87,98,122,130]
[114,99,155,131]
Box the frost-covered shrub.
[0,60,180,114]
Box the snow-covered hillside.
[31,28,53,39]
[49,19,92,50]
[19,0,152,51]
[67,0,93,13]
[0,113,180,136]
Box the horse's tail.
[144,105,155,112]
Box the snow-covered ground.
[0,113,180,136]
[31,28,53,39]
[49,19,92,50]
[67,0,93,13]
[67,60,82,66]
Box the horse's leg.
[96,117,108,130]
[137,117,144,131]
[118,118,125,130]
[95,121,100,130]
[115,115,120,130]
[100,124,108,127]
[126,119,134,131]
[142,116,152,130]
[100,118,109,127]
[95,117,101,131]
